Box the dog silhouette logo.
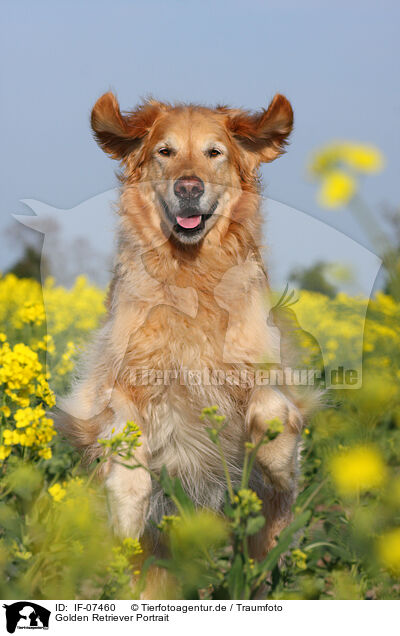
[3,602,50,633]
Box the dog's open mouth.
[160,197,218,236]
[174,212,212,235]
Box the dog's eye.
[158,148,171,157]
[208,148,222,158]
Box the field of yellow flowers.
[1,141,399,600]
[0,268,399,600]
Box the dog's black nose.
[174,176,204,200]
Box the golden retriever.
[59,91,317,560]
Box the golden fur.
[58,91,317,560]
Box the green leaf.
[227,554,245,599]
[257,510,312,574]
[158,466,195,514]
[136,556,157,596]
[245,515,265,536]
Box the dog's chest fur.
[116,248,278,375]
[110,252,278,502]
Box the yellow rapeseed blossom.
[292,549,308,570]
[2,405,55,458]
[318,170,356,208]
[377,528,400,577]
[38,447,52,460]
[0,445,11,461]
[11,542,32,561]
[35,374,56,409]
[3,429,21,446]
[15,302,46,327]
[3,405,56,452]
[341,143,383,173]
[0,275,43,328]
[157,515,181,532]
[310,142,384,177]
[14,406,45,428]
[309,141,384,210]
[294,289,400,375]
[0,342,42,392]
[330,445,387,496]
[48,483,67,502]
[56,341,76,376]
[233,489,262,515]
[42,275,105,336]
[121,537,143,556]
[31,334,56,355]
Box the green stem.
[241,448,251,489]
[349,194,391,256]
[215,438,234,503]
[246,433,272,484]
[298,477,328,514]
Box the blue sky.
[1,0,399,288]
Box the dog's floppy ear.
[91,92,162,160]
[226,94,293,163]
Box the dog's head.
[91,92,293,245]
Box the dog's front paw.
[246,386,303,491]
[106,461,151,539]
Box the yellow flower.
[342,144,383,173]
[61,476,84,490]
[318,170,357,208]
[309,142,384,210]
[3,429,20,446]
[14,406,45,428]
[377,528,400,576]
[0,445,11,461]
[234,489,262,515]
[38,447,52,460]
[0,342,43,397]
[16,301,46,327]
[292,548,308,570]
[32,334,56,355]
[157,515,181,532]
[310,142,384,176]
[11,542,32,561]
[56,341,76,376]
[330,445,386,496]
[121,537,143,556]
[48,483,67,502]
[35,374,56,408]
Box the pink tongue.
[176,215,201,229]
